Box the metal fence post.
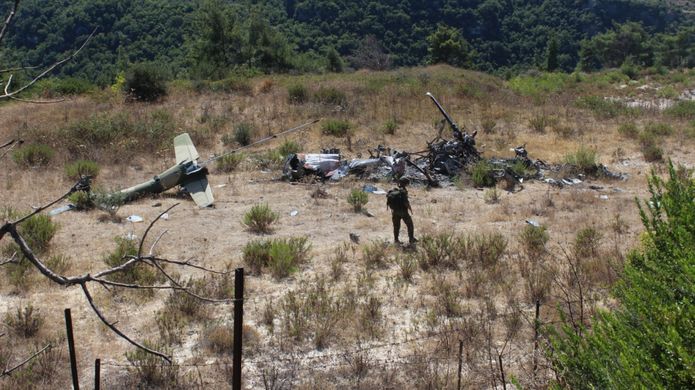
[64,308,80,390]
[232,268,244,390]
[94,358,100,390]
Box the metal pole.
[457,339,464,390]
[232,268,244,390]
[64,308,80,390]
[94,359,100,390]
[533,299,541,383]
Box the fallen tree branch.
[0,0,19,45]
[1,343,52,377]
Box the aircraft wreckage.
[282,92,626,188]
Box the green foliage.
[102,237,160,285]
[382,118,398,135]
[3,304,44,338]
[38,77,95,96]
[124,63,168,102]
[12,144,54,167]
[325,47,343,72]
[427,24,474,67]
[644,122,674,137]
[549,163,695,389]
[546,35,559,71]
[287,84,309,104]
[233,122,254,146]
[518,224,549,258]
[67,191,95,211]
[362,240,390,269]
[321,119,352,137]
[528,113,556,133]
[576,96,634,118]
[242,237,311,278]
[563,146,599,175]
[313,87,347,106]
[665,100,695,120]
[278,140,302,156]
[242,203,279,234]
[470,160,495,187]
[64,160,100,180]
[617,122,639,138]
[416,232,461,271]
[216,153,245,173]
[347,189,368,212]
[508,73,569,98]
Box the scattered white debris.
[160,213,169,220]
[525,220,541,227]
[126,215,144,223]
[599,195,609,200]
[290,210,298,217]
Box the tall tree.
[427,24,474,67]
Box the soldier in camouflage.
[387,177,416,245]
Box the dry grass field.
[1,65,694,389]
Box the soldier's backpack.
[386,188,408,211]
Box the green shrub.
[470,160,495,187]
[67,190,95,210]
[563,146,599,175]
[17,213,58,254]
[644,122,674,137]
[518,224,549,258]
[124,63,168,102]
[234,122,254,146]
[64,159,100,180]
[206,77,253,95]
[45,254,70,274]
[664,100,695,120]
[549,163,694,388]
[242,237,311,278]
[3,304,44,338]
[12,144,54,167]
[397,255,417,282]
[416,232,460,271]
[620,58,639,80]
[242,204,279,234]
[617,122,639,138]
[484,188,500,204]
[254,149,284,170]
[313,87,347,106]
[469,232,507,268]
[278,140,302,156]
[321,119,352,137]
[528,113,553,133]
[481,117,497,134]
[576,96,634,118]
[382,118,398,135]
[102,237,160,285]
[574,226,603,259]
[40,77,95,95]
[216,153,245,173]
[347,189,368,212]
[287,84,309,104]
[638,132,663,162]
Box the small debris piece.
[349,233,360,244]
[48,204,76,216]
[525,220,541,227]
[290,210,299,217]
[126,215,144,223]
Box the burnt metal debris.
[282,93,626,189]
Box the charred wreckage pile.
[283,93,626,190]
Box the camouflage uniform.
[387,179,416,244]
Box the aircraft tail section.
[182,176,214,207]
[174,133,200,164]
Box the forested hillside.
[0,0,691,85]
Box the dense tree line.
[0,0,691,85]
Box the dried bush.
[529,113,553,133]
[481,117,497,134]
[203,323,259,356]
[638,132,664,162]
[163,278,210,319]
[574,226,603,259]
[216,153,245,173]
[126,341,181,388]
[430,276,463,317]
[469,232,507,269]
[45,254,70,274]
[242,203,279,234]
[64,159,100,180]
[313,87,347,106]
[617,122,639,139]
[4,304,44,338]
[347,188,368,212]
[362,240,390,269]
[12,144,54,167]
[359,296,383,339]
[156,308,184,345]
[644,122,674,137]
[484,188,500,204]
[518,224,549,258]
[396,254,417,282]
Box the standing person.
[386,177,417,245]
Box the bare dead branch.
[80,283,172,363]
[146,256,228,275]
[148,259,232,304]
[0,139,22,162]
[10,95,66,104]
[148,230,168,256]
[1,343,52,377]
[138,204,179,257]
[0,64,40,73]
[0,0,19,44]
[0,251,17,266]
[0,26,97,100]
